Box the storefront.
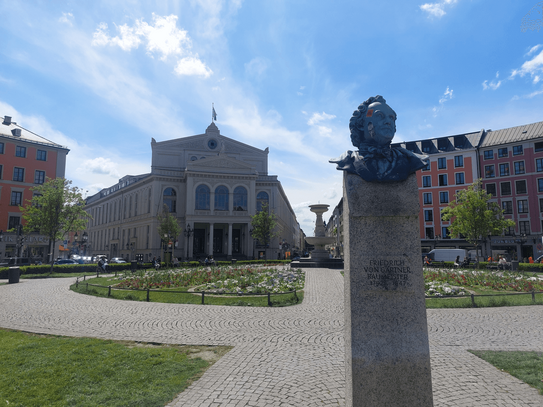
[489,237,535,262]
[0,233,51,264]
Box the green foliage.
[441,179,516,255]
[20,178,90,271]
[0,329,229,406]
[157,204,182,253]
[470,350,543,394]
[250,203,278,250]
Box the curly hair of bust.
[349,95,387,148]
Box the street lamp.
[14,224,23,266]
[74,231,89,256]
[183,224,193,260]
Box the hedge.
[0,259,291,279]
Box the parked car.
[0,258,33,267]
[109,257,127,263]
[54,259,78,265]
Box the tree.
[157,204,182,263]
[441,179,516,261]
[250,204,279,259]
[20,178,90,272]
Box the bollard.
[86,283,89,292]
[294,288,298,303]
[471,294,475,307]
[108,286,111,297]
[76,278,79,288]
[201,291,205,305]
[532,291,536,303]
[83,275,86,281]
[268,292,272,307]
[146,288,150,302]
[96,269,99,278]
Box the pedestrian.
[454,255,460,268]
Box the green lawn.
[469,350,543,395]
[426,292,543,308]
[0,329,231,407]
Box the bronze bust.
[330,95,428,182]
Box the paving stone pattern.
[0,269,541,406]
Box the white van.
[427,249,467,262]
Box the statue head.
[349,95,397,149]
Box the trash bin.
[511,261,519,271]
[8,267,20,284]
[131,260,137,273]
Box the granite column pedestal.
[343,172,433,407]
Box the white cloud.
[527,44,542,56]
[511,48,543,83]
[432,86,454,115]
[59,12,74,26]
[482,71,502,90]
[420,0,458,18]
[92,14,212,77]
[80,157,121,178]
[175,56,213,77]
[307,112,336,126]
[244,57,268,78]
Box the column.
[247,223,254,259]
[227,223,233,259]
[187,222,194,260]
[208,223,214,256]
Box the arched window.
[195,185,210,210]
[163,187,177,212]
[256,191,269,212]
[233,186,248,211]
[214,186,229,211]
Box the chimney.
[2,116,11,125]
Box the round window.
[208,139,218,149]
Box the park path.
[0,269,542,406]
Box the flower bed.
[424,267,543,296]
[114,265,305,294]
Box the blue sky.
[1,1,542,234]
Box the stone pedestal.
[344,172,433,407]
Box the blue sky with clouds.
[1,1,542,234]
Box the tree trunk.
[49,238,56,274]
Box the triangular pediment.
[187,154,257,175]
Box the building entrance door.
[213,230,223,254]
[232,229,241,254]
[194,229,206,255]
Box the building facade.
[329,120,543,261]
[0,115,69,261]
[84,123,301,262]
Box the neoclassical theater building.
[84,122,301,261]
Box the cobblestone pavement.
[0,270,542,406]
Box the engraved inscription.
[363,259,413,289]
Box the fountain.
[292,204,344,269]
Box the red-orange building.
[0,116,69,261]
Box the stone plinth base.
[344,172,433,407]
[291,258,344,269]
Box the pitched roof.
[479,121,543,147]
[0,117,68,150]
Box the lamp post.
[14,224,23,266]
[433,234,441,250]
[74,232,88,256]
[183,224,193,260]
